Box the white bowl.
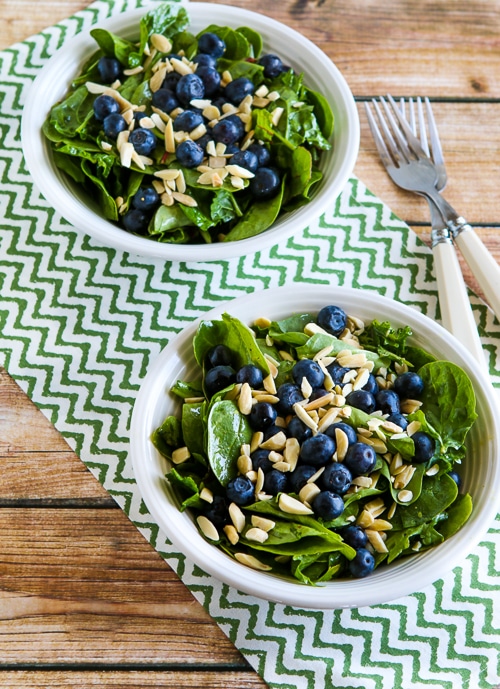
[130,285,500,609]
[21,3,359,262]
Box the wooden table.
[1,1,499,686]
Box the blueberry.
[195,133,213,152]
[341,524,368,549]
[246,143,271,167]
[263,425,289,443]
[257,53,284,78]
[251,449,273,474]
[386,412,408,431]
[299,433,336,467]
[309,388,329,401]
[203,495,229,528]
[235,364,264,388]
[134,111,149,126]
[93,94,120,121]
[394,371,425,399]
[173,109,204,132]
[345,389,376,414]
[162,71,182,91]
[102,113,127,138]
[176,73,205,106]
[204,365,236,398]
[412,431,435,463]
[276,383,304,415]
[193,53,217,68]
[286,416,312,444]
[325,422,357,445]
[317,305,347,337]
[263,469,288,495]
[152,88,180,113]
[320,462,352,495]
[343,442,377,476]
[224,76,255,105]
[129,128,157,156]
[312,491,344,520]
[197,31,226,58]
[349,547,375,578]
[326,362,350,387]
[132,186,160,211]
[289,464,317,493]
[249,167,281,199]
[205,344,233,369]
[375,389,400,415]
[362,373,379,395]
[212,115,245,145]
[195,65,221,97]
[226,475,254,506]
[97,56,122,83]
[292,359,325,390]
[175,139,205,168]
[229,149,259,172]
[448,470,462,489]
[248,402,277,431]
[122,208,148,233]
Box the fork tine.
[364,101,395,168]
[416,97,430,157]
[424,97,445,168]
[386,94,428,159]
[378,96,414,163]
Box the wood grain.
[1,0,500,686]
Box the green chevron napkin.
[1,1,500,687]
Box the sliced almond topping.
[234,552,272,571]
[223,524,239,545]
[299,482,321,505]
[151,33,173,53]
[197,515,219,541]
[365,529,388,553]
[237,453,253,475]
[199,487,213,503]
[170,57,193,75]
[172,191,197,207]
[238,382,253,415]
[245,527,269,543]
[278,493,314,515]
[164,118,175,153]
[398,489,413,503]
[260,431,287,451]
[171,446,190,464]
[251,515,275,531]
[283,437,300,472]
[229,502,246,533]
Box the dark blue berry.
[341,524,368,549]
[289,464,317,493]
[362,373,379,395]
[386,412,408,431]
[248,402,277,431]
[193,53,217,68]
[235,364,264,388]
[132,186,160,212]
[224,76,255,104]
[93,94,120,121]
[176,73,205,106]
[263,424,288,441]
[102,113,127,138]
[326,362,350,387]
[162,71,182,91]
[203,495,229,528]
[175,139,205,168]
[286,416,312,444]
[320,462,352,495]
[412,431,435,463]
[97,56,122,83]
[343,442,377,476]
[345,389,376,414]
[152,87,179,113]
[325,422,357,445]
[195,133,212,151]
[229,149,259,172]
[375,389,400,415]
[205,344,233,369]
[198,31,226,58]
[246,143,271,167]
[257,53,284,78]
[276,383,304,415]
[317,305,347,337]
[309,388,329,401]
[249,167,281,199]
[251,449,273,474]
[212,114,245,145]
[173,109,204,132]
[263,469,288,495]
[349,547,375,577]
[129,128,157,156]
[226,475,254,506]
[195,65,221,97]
[448,470,462,489]
[300,433,336,466]
[312,491,344,519]
[394,371,425,399]
[122,208,148,233]
[204,365,236,398]
[292,359,325,390]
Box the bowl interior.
[21,3,360,261]
[130,284,500,609]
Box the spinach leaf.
[304,86,334,139]
[206,399,252,486]
[46,85,95,138]
[236,25,263,58]
[90,28,139,67]
[436,493,473,539]
[182,402,208,457]
[199,25,251,60]
[171,380,204,399]
[152,414,182,457]
[223,177,285,241]
[390,472,458,529]
[166,467,205,512]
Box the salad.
[42,2,333,245]
[152,304,477,584]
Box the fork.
[365,95,499,369]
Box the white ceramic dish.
[130,284,500,609]
[21,3,359,262]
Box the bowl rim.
[129,284,500,609]
[21,2,360,262]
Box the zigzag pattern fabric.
[1,1,499,687]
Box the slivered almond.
[237,453,252,474]
[234,552,272,571]
[366,529,388,553]
[303,392,334,411]
[238,382,253,415]
[245,527,269,543]
[172,191,197,207]
[279,493,314,515]
[251,515,275,532]
[199,487,213,503]
[151,33,172,53]
[283,437,300,471]
[197,516,219,541]
[171,446,190,464]
[119,142,134,167]
[150,65,168,92]
[164,118,175,152]
[229,502,246,532]
[170,57,193,75]
[293,402,318,431]
[223,525,239,545]
[299,482,321,506]
[260,431,287,450]
[225,164,255,179]
[251,431,264,453]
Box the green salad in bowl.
[151,303,476,584]
[42,1,335,246]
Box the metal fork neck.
[431,227,453,247]
[447,216,473,239]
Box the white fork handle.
[452,226,500,324]
[433,240,487,370]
